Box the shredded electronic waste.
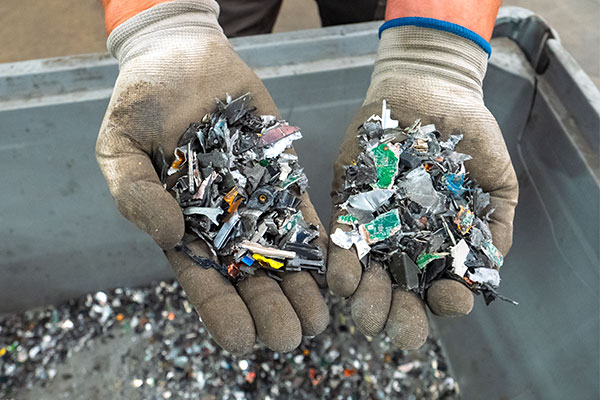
[0,282,459,399]
[331,100,516,305]
[152,93,325,282]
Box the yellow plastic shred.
[252,254,284,270]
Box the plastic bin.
[1,7,598,399]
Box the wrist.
[384,0,501,41]
[370,26,488,99]
[103,0,174,35]
[107,0,223,64]
[379,17,491,56]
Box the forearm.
[385,0,501,40]
[102,0,173,34]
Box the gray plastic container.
[0,7,598,399]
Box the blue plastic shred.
[241,255,255,266]
[444,173,467,197]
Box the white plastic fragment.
[239,240,296,259]
[230,170,247,189]
[331,228,371,259]
[261,115,277,124]
[279,162,292,182]
[353,234,373,260]
[58,319,74,330]
[450,239,470,277]
[277,152,298,162]
[131,378,144,388]
[94,292,108,305]
[263,131,302,158]
[331,228,353,249]
[468,268,501,287]
[381,99,399,129]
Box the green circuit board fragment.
[416,252,446,270]
[370,143,400,188]
[359,209,402,244]
[337,214,359,225]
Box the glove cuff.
[373,25,489,97]
[379,17,491,56]
[107,0,222,63]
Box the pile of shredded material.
[152,94,324,282]
[331,101,516,305]
[0,282,459,400]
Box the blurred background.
[0,0,599,86]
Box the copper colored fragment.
[258,124,300,147]
[227,263,240,279]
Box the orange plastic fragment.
[223,186,244,213]
[223,186,238,205]
[170,148,186,172]
[308,368,322,386]
[228,197,243,213]
[245,372,256,383]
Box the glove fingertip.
[326,245,362,297]
[426,279,474,317]
[385,290,429,350]
[213,324,256,356]
[350,264,391,337]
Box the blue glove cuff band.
[379,17,492,56]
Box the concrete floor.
[0,0,598,85]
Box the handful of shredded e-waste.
[331,101,516,305]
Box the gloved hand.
[326,26,518,349]
[96,0,329,354]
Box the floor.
[0,0,598,86]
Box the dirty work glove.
[96,0,329,354]
[327,26,519,349]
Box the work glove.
[96,0,329,354]
[327,26,519,349]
